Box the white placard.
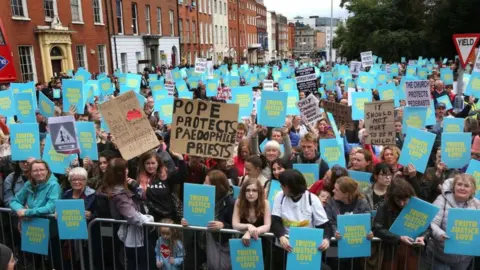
[360,51,373,68]
[194,58,207,73]
[263,80,274,91]
[296,95,322,125]
[350,61,362,76]
[405,80,431,107]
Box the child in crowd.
[155,219,184,270]
[318,189,331,207]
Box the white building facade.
[266,11,277,61]
[213,0,229,65]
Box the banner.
[405,80,431,107]
[321,100,354,130]
[364,101,395,145]
[398,127,435,173]
[98,91,159,160]
[183,183,215,226]
[296,95,322,125]
[295,67,318,92]
[55,200,88,240]
[171,98,239,159]
[229,239,264,270]
[338,214,371,258]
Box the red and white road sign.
[452,33,480,68]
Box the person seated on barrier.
[372,177,427,270]
[10,160,61,219]
[270,169,333,270]
[423,174,479,270]
[63,167,95,221]
[0,244,16,270]
[155,218,184,270]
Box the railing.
[0,207,477,270]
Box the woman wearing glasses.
[364,163,393,211]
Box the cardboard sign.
[171,98,239,159]
[295,67,318,92]
[364,101,395,145]
[350,61,362,76]
[263,80,274,91]
[98,91,159,160]
[296,94,322,125]
[48,116,80,154]
[405,80,431,107]
[360,51,373,68]
[195,58,207,73]
[321,100,355,130]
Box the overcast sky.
[263,0,349,20]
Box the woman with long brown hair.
[349,148,374,173]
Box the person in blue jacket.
[155,218,184,270]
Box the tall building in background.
[266,11,276,61]
[1,0,111,82]
[276,14,288,59]
[287,23,295,58]
[213,0,229,65]
[293,25,316,58]
[245,0,258,63]
[178,0,213,65]
[110,0,180,72]
[227,0,239,62]
[256,0,267,64]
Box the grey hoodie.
[427,178,480,265]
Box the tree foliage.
[333,0,480,61]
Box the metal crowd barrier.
[0,207,478,270]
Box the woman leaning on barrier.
[270,169,333,270]
[232,178,271,269]
[422,174,479,270]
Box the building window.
[169,10,174,36]
[207,24,211,44]
[224,2,226,15]
[93,0,103,24]
[44,0,55,20]
[116,0,123,34]
[11,0,28,18]
[199,22,203,44]
[120,53,127,73]
[215,25,218,44]
[145,5,151,34]
[185,20,190,43]
[179,19,183,43]
[192,21,196,43]
[75,45,88,69]
[131,3,138,34]
[203,0,207,13]
[18,46,36,82]
[136,52,141,73]
[97,45,107,73]
[214,0,217,13]
[156,8,162,35]
[70,0,83,22]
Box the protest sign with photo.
[321,100,355,130]
[171,98,239,159]
[296,94,322,125]
[194,58,207,73]
[48,115,80,154]
[364,101,395,145]
[350,61,362,76]
[360,51,373,68]
[295,67,318,92]
[98,91,159,160]
[405,80,431,107]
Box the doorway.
[50,46,64,77]
[51,59,62,77]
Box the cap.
[435,102,446,109]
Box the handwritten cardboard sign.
[98,91,159,160]
[296,94,322,125]
[364,100,395,145]
[171,98,239,159]
[321,100,354,130]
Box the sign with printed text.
[350,61,362,76]
[48,116,80,154]
[195,58,208,73]
[76,121,98,160]
[445,208,480,256]
[11,123,40,160]
[229,239,264,270]
[263,80,274,91]
[441,132,471,169]
[364,101,395,145]
[295,67,318,92]
[183,183,215,226]
[389,197,439,238]
[405,80,431,107]
[360,51,373,68]
[286,227,323,269]
[98,91,159,160]
[55,200,88,240]
[21,218,50,255]
[321,100,354,130]
[452,33,480,68]
[171,98,239,160]
[296,94,322,125]
[338,214,371,258]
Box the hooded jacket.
[324,196,371,232]
[427,178,480,265]
[9,175,61,216]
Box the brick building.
[1,0,111,83]
[212,0,229,65]
[110,0,179,72]
[245,0,258,63]
[288,22,295,58]
[227,0,239,62]
[276,14,288,59]
[256,0,267,64]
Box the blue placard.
[398,127,435,173]
[258,91,287,128]
[183,183,215,227]
[389,197,439,238]
[356,72,375,89]
[465,72,480,98]
[351,91,372,120]
[440,68,454,85]
[39,92,55,118]
[74,69,91,83]
[229,239,264,270]
[231,87,253,121]
[441,132,471,169]
[55,200,88,240]
[206,78,219,97]
[279,79,295,92]
[178,90,193,99]
[150,80,165,92]
[21,218,50,255]
[267,180,281,208]
[444,208,480,256]
[416,68,428,80]
[62,79,85,114]
[466,159,480,199]
[157,96,174,125]
[76,122,98,160]
[14,92,36,123]
[286,227,323,269]
[338,214,371,258]
[378,83,399,107]
[42,134,76,174]
[348,170,372,190]
[86,80,100,97]
[123,74,141,93]
[293,164,319,187]
[232,186,241,199]
[426,102,436,126]
[320,138,346,168]
[0,90,15,117]
[11,123,40,160]
[402,106,427,134]
[136,93,146,108]
[406,66,417,77]
[436,95,453,110]
[287,90,300,116]
[230,76,240,87]
[176,80,189,93]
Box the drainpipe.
[176,2,181,67]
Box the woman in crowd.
[271,169,332,270]
[0,244,16,270]
[364,162,393,211]
[238,155,268,186]
[97,158,154,270]
[420,149,459,203]
[182,170,235,270]
[424,174,479,270]
[233,138,252,178]
[3,158,34,206]
[349,148,374,173]
[380,146,401,172]
[232,178,271,268]
[309,165,349,196]
[372,178,427,270]
[87,150,118,190]
[312,118,335,140]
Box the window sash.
[145,6,151,34]
[97,45,106,73]
[93,0,102,23]
[71,0,81,22]
[156,8,162,35]
[11,0,25,17]
[75,45,86,68]
[18,46,35,82]
[44,0,54,18]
